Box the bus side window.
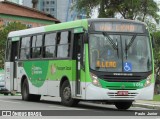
[44,33,56,58]
[19,37,30,60]
[57,31,71,58]
[31,35,43,58]
[6,40,12,61]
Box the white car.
[0,73,9,95]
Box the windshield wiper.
[125,34,137,59]
[103,32,118,50]
[103,32,119,58]
[116,39,119,58]
[125,39,127,59]
[125,34,137,51]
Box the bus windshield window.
[89,33,152,72]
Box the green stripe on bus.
[74,27,84,33]
[44,19,88,32]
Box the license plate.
[117,91,128,96]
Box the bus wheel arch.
[60,76,79,106]
[59,76,70,96]
[21,75,41,101]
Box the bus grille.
[107,92,138,99]
[99,75,145,82]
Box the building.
[0,1,60,28]
[23,0,32,8]
[7,0,23,5]
[37,0,86,22]
[66,0,86,21]
[38,0,57,19]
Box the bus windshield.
[89,33,152,72]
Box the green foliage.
[0,22,27,68]
[74,0,160,23]
[153,95,160,101]
[153,31,160,68]
[73,0,100,18]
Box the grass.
[153,95,160,101]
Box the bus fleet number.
[133,83,143,87]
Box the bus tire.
[21,79,41,101]
[60,80,79,106]
[114,101,133,110]
[22,79,31,101]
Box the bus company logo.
[51,64,56,75]
[31,65,42,75]
[2,111,11,116]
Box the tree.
[153,31,160,66]
[73,0,100,18]
[0,22,27,68]
[153,31,160,94]
[74,0,159,23]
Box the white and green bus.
[5,18,154,110]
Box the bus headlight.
[90,73,101,87]
[144,74,152,87]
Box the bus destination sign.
[92,22,145,33]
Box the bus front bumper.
[84,83,154,101]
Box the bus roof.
[8,19,88,38]
[8,18,146,38]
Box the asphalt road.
[0,95,159,119]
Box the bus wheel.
[22,79,31,101]
[114,101,133,110]
[60,80,79,106]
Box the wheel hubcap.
[63,87,71,101]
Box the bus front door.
[73,34,83,96]
[10,41,19,92]
[5,40,19,94]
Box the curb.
[133,103,160,110]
